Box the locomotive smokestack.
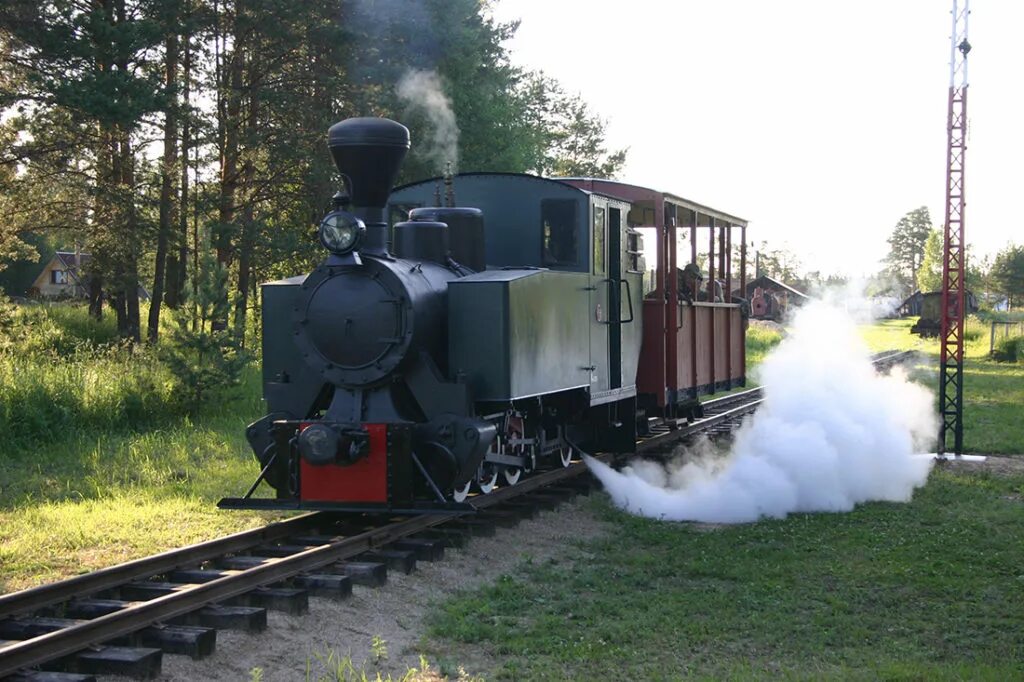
[327,117,410,254]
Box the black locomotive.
[222,117,639,512]
[222,115,749,513]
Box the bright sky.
[491,0,1023,277]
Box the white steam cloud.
[587,301,937,523]
[396,69,459,172]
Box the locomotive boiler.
[222,115,751,513]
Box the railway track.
[0,462,597,680]
[0,348,915,681]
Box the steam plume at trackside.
[586,301,936,523]
[396,69,459,172]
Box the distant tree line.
[876,206,1022,310]
[0,0,626,344]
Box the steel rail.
[0,513,320,620]
[0,459,596,677]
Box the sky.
[490,0,1023,278]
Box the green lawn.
[859,318,1024,454]
[421,317,1024,679]
[0,409,277,592]
[427,465,1024,680]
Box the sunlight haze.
[492,0,1023,278]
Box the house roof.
[54,251,92,271]
[899,290,923,308]
[745,275,811,300]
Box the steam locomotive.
[220,116,750,513]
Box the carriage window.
[592,207,606,275]
[541,199,578,266]
[626,230,642,273]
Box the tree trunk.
[214,0,245,331]
[149,30,179,342]
[88,274,103,319]
[234,49,259,341]
[119,128,141,343]
[166,19,192,309]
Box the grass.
[427,467,1024,679]
[0,301,275,593]
[420,314,1024,679]
[859,317,1024,454]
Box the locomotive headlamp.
[319,210,365,254]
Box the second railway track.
[0,348,916,681]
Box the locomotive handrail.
[619,279,635,323]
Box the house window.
[541,199,577,266]
[51,269,68,285]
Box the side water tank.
[409,207,485,272]
[393,220,449,264]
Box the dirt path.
[155,497,611,681]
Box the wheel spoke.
[503,467,521,486]
[476,465,499,493]
[452,480,471,503]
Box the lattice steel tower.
[938,0,971,456]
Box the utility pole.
[938,0,970,457]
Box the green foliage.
[917,228,943,292]
[754,242,802,286]
[523,74,628,178]
[0,303,178,449]
[991,335,1024,363]
[990,244,1024,307]
[745,322,783,369]
[885,206,933,294]
[161,256,248,411]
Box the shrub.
[160,256,248,412]
[990,335,1024,364]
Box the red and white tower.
[938,0,971,456]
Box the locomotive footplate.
[216,497,476,514]
[220,418,489,514]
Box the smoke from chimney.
[586,300,936,523]
[396,69,460,173]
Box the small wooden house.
[30,251,91,299]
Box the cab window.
[593,207,606,275]
[541,199,578,266]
